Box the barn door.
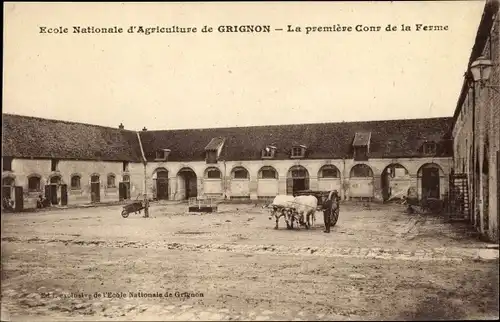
[91,183,100,203]
[45,185,51,203]
[60,184,68,206]
[119,182,126,201]
[14,186,23,212]
[125,182,131,199]
[50,185,58,205]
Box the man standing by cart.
[323,190,339,233]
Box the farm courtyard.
[1,201,499,321]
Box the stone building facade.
[2,114,145,209]
[1,113,454,210]
[451,0,499,242]
[139,118,453,203]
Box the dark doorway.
[381,164,409,202]
[60,184,68,206]
[287,166,309,195]
[178,168,197,200]
[422,167,440,199]
[49,185,58,205]
[91,175,100,203]
[381,171,390,201]
[49,176,61,205]
[119,182,131,201]
[497,151,499,230]
[119,175,131,201]
[156,170,169,200]
[482,147,489,231]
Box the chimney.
[142,127,148,131]
[118,123,124,129]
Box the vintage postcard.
[2,1,499,321]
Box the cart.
[121,200,145,218]
[293,190,340,229]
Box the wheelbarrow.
[121,200,145,218]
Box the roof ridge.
[2,113,138,133]
[140,116,453,133]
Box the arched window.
[28,175,41,192]
[107,174,116,188]
[258,166,278,179]
[288,165,308,178]
[350,164,373,178]
[122,175,130,182]
[205,167,221,179]
[91,174,100,183]
[71,175,81,190]
[232,167,249,179]
[319,165,340,178]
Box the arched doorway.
[257,166,278,198]
[177,167,197,200]
[230,166,250,199]
[287,165,309,195]
[317,164,341,192]
[349,164,374,199]
[153,168,169,200]
[381,163,410,201]
[417,163,443,200]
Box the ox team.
[266,190,340,233]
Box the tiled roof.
[2,114,453,162]
[2,114,143,162]
[352,132,371,147]
[139,117,454,162]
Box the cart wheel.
[330,208,339,228]
[121,210,129,218]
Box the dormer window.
[155,149,171,161]
[290,145,306,159]
[423,142,437,155]
[205,137,225,164]
[352,132,371,161]
[262,145,276,159]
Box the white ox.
[266,195,295,229]
[288,195,318,229]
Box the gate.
[447,172,470,221]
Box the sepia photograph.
[1,1,499,321]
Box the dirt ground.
[1,201,499,321]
